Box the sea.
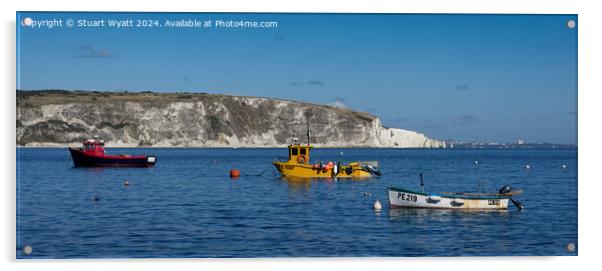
[16,148,577,258]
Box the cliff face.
[16,90,443,148]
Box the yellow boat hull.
[273,161,372,178]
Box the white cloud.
[328,98,347,108]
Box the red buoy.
[124,180,130,186]
[230,169,241,178]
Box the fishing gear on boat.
[332,161,341,177]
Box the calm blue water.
[16,148,577,258]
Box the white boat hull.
[388,187,510,210]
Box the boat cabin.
[82,138,106,154]
[288,144,312,164]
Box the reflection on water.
[388,208,514,222]
[279,175,374,194]
[279,175,373,183]
[280,176,313,193]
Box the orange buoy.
[230,169,241,178]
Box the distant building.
[444,140,454,149]
[516,139,525,145]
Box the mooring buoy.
[373,200,382,210]
[230,169,241,178]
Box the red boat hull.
[68,147,156,167]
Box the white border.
[3,1,600,271]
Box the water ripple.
[17,148,577,258]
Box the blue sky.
[17,12,577,144]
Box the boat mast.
[306,120,310,146]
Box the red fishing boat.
[68,138,156,167]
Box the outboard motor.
[372,167,382,176]
[498,185,512,195]
[363,165,382,176]
[498,185,524,210]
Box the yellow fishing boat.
[272,124,381,178]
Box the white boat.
[388,175,523,210]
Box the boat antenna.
[306,120,310,146]
[419,173,425,192]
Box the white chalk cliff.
[16,90,443,148]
